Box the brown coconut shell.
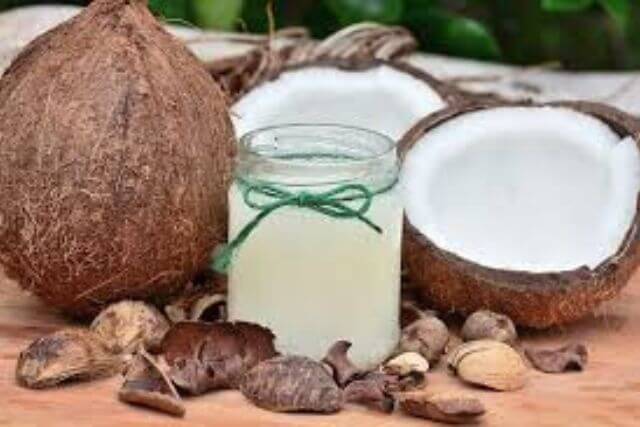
[0,0,234,316]
[400,99,640,328]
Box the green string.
[212,179,396,274]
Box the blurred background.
[0,0,638,70]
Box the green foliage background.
[1,0,638,70]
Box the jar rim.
[236,124,398,187]
[239,123,396,162]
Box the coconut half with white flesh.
[200,23,457,139]
[232,61,456,140]
[401,101,640,328]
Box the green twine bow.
[212,181,386,274]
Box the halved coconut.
[401,101,640,328]
[232,62,456,140]
[194,23,458,140]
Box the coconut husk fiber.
[0,0,234,317]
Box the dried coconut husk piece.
[91,301,170,354]
[401,99,640,328]
[16,329,125,389]
[118,349,184,417]
[160,321,277,395]
[240,355,343,414]
[0,0,234,317]
[525,343,588,373]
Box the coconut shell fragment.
[118,350,185,417]
[525,343,588,373]
[240,356,343,414]
[16,329,124,389]
[401,100,640,328]
[0,0,234,316]
[161,321,277,395]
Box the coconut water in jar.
[221,125,402,368]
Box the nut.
[399,315,449,363]
[448,340,527,391]
[91,300,170,354]
[383,352,429,377]
[461,310,517,344]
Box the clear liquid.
[227,182,403,368]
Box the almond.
[448,340,527,391]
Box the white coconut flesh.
[232,65,446,140]
[402,106,640,273]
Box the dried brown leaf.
[161,321,276,395]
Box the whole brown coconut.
[0,0,234,316]
[400,100,640,328]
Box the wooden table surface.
[1,269,639,427]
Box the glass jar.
[221,124,402,368]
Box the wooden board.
[1,270,640,427]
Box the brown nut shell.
[448,340,527,391]
[91,300,170,354]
